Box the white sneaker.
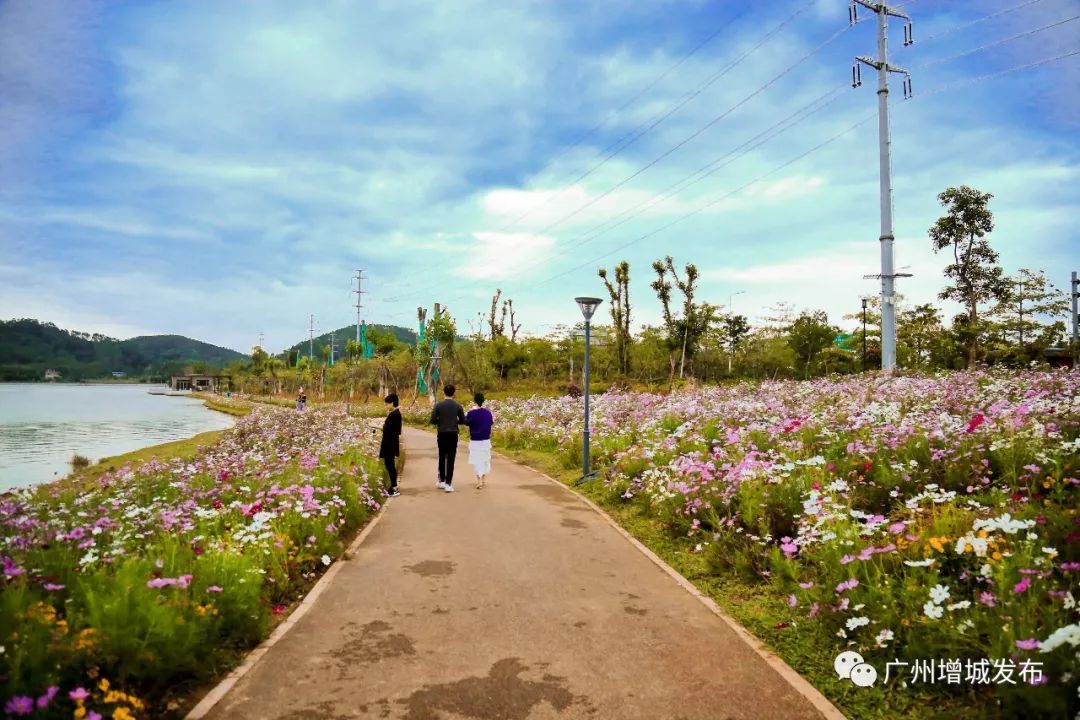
[443,484,455,493]
[437,481,447,489]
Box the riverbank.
[0,404,390,718]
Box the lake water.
[0,384,235,490]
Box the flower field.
[1,406,385,718]
[487,370,1080,718]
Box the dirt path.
[200,427,841,720]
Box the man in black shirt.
[429,384,465,492]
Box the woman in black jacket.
[379,393,402,497]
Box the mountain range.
[0,319,418,381]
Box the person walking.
[429,384,465,492]
[379,393,402,497]
[465,392,493,490]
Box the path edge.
[184,499,392,719]
[505,452,848,720]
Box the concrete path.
[201,427,840,720]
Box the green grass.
[491,443,996,720]
[61,430,228,486]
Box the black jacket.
[379,408,402,458]
[429,398,465,433]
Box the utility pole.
[861,297,868,369]
[308,314,315,361]
[1071,271,1078,366]
[258,331,264,350]
[852,0,913,373]
[353,269,368,344]
[329,333,337,367]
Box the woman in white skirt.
[464,392,494,489]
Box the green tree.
[897,303,946,370]
[651,256,714,380]
[929,185,1007,365]
[598,261,632,375]
[989,268,1069,350]
[721,314,750,374]
[787,310,836,378]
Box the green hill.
[0,319,246,382]
[282,323,417,360]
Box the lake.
[0,384,236,490]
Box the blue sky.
[1,0,1077,353]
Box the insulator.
[857,64,862,87]
[849,3,857,25]
[904,22,914,46]
[852,64,858,88]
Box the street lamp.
[574,297,602,484]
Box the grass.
[61,430,228,486]
[490,443,995,720]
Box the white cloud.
[452,232,557,280]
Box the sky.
[0,0,1077,353]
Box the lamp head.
[575,296,603,322]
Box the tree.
[989,268,1069,350]
[897,303,946,370]
[929,185,1007,365]
[598,261,632,375]
[787,310,835,378]
[721,314,750,374]
[651,256,714,380]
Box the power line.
[919,0,1050,44]
[461,2,817,238]
[915,14,1079,69]
[519,23,854,239]
[510,48,1080,295]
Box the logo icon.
[835,651,878,688]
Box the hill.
[0,319,246,382]
[282,323,417,360]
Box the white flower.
[321,554,332,567]
[924,601,944,620]
[847,616,870,630]
[1040,623,1080,653]
[875,629,894,647]
[979,564,992,577]
[1042,547,1059,557]
[947,601,971,611]
[1064,593,1076,610]
[904,558,936,567]
[929,584,950,604]
[954,535,988,557]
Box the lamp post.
[574,297,602,483]
[861,297,868,370]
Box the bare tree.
[598,261,631,375]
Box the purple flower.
[978,591,996,607]
[207,585,223,593]
[1012,577,1032,594]
[43,583,65,591]
[88,712,103,720]
[147,577,175,589]
[835,578,859,594]
[1016,638,1039,650]
[787,594,797,608]
[1060,561,1080,572]
[798,581,814,590]
[4,696,33,716]
[36,686,59,709]
[779,537,798,558]
[177,574,193,589]
[69,687,90,702]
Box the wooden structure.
[169,374,231,392]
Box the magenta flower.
[1016,638,1039,650]
[4,696,33,716]
[69,688,90,702]
[36,686,59,709]
[177,574,193,589]
[787,594,797,608]
[978,591,996,607]
[1013,577,1032,594]
[207,585,223,593]
[88,712,103,720]
[43,583,65,591]
[779,537,798,558]
[1060,561,1080,572]
[835,578,859,594]
[798,582,814,590]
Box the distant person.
[429,384,465,492]
[296,387,305,411]
[379,393,402,497]
[465,392,493,490]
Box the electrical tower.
[308,314,316,361]
[851,0,913,372]
[354,269,368,344]
[258,331,264,350]
[1071,271,1078,367]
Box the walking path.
[197,427,842,720]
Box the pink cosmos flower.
[835,578,859,594]
[43,583,65,591]
[1060,561,1080,571]
[177,574,193,589]
[36,687,58,709]
[788,594,797,608]
[888,522,907,534]
[69,688,90,702]
[1016,638,1039,650]
[4,696,33,716]
[88,712,103,720]
[1012,577,1031,594]
[779,537,798,558]
[799,582,814,590]
[207,585,223,593]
